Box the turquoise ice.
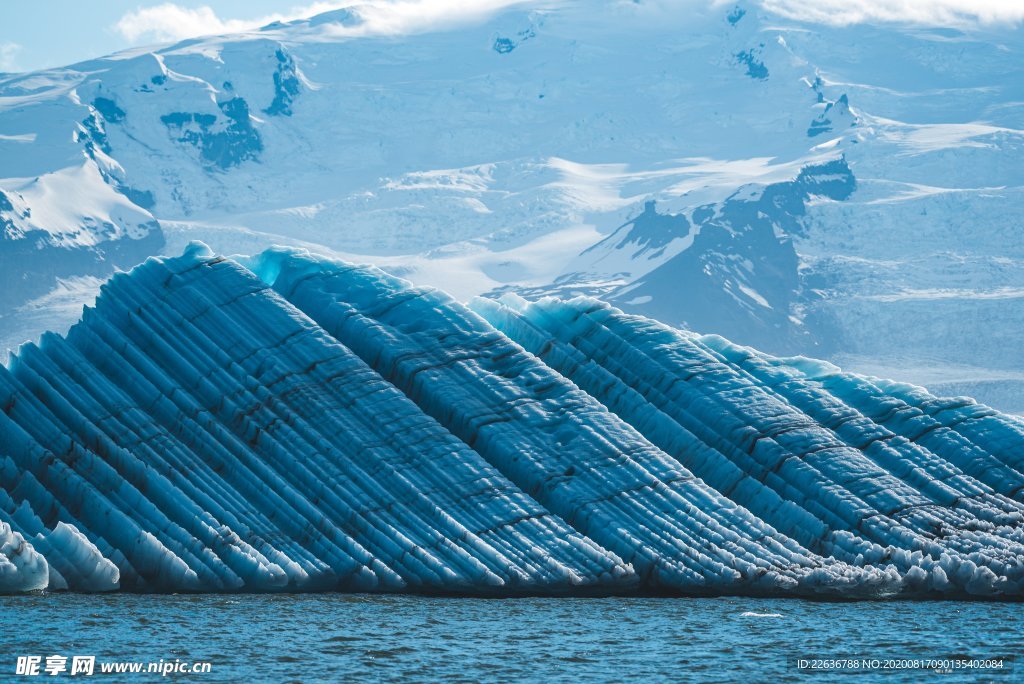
[2,245,1022,597]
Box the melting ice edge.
[2,243,1023,597]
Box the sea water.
[2,594,1021,682]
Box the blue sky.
[2,0,1021,73]
[0,1,343,72]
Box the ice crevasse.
[1,243,1022,597]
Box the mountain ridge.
[1,1,1022,411]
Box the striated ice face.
[2,245,1023,597]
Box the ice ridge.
[2,245,1022,597]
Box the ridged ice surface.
[2,244,1023,597]
[0,244,630,594]
[474,294,1024,596]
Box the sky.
[0,1,336,72]
[1,0,1022,73]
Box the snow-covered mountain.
[1,1,1022,411]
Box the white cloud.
[113,1,537,45]
[115,3,304,42]
[0,42,22,72]
[759,0,1024,27]
[112,0,1024,47]
[336,0,539,36]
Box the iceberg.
[472,294,1024,595]
[0,243,628,593]
[1,244,1022,597]
[0,522,49,593]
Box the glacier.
[2,0,1023,415]
[2,244,1022,597]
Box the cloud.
[337,0,539,36]
[115,3,298,42]
[113,1,537,45]
[0,42,22,72]
[112,0,1024,47]
[759,0,1024,27]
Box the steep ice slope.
[254,248,894,595]
[3,245,1024,596]
[476,295,1024,594]
[258,247,1023,596]
[0,244,631,593]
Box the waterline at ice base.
[2,244,1023,598]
